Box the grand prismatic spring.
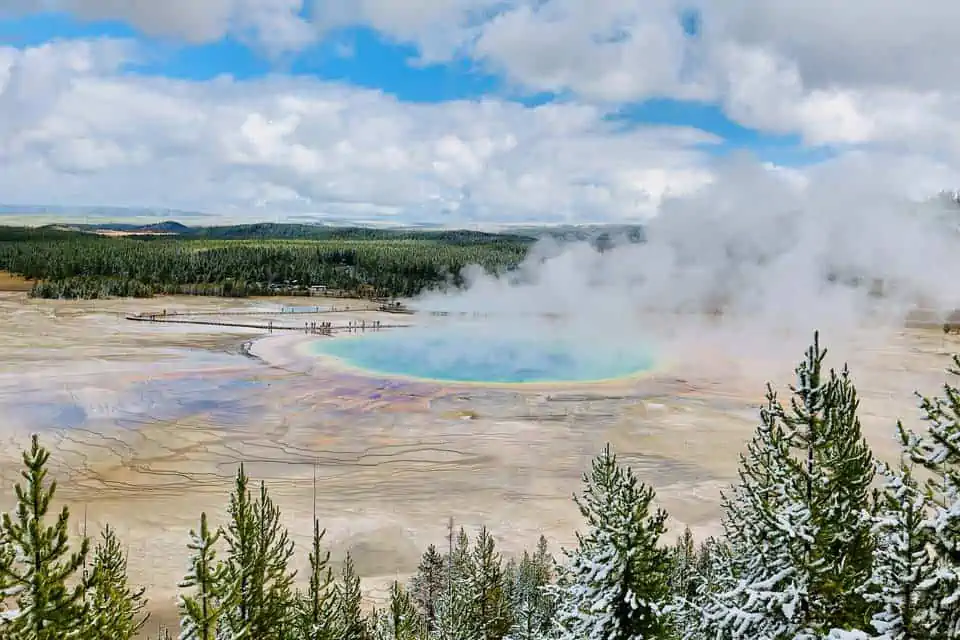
[310,325,657,384]
[0,291,958,629]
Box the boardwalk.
[134,304,373,318]
[125,313,410,334]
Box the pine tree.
[431,582,479,640]
[866,447,938,640]
[410,544,445,631]
[506,566,540,640]
[532,535,556,631]
[270,571,296,640]
[680,536,733,640]
[251,480,296,639]
[371,581,425,640]
[451,527,472,583]
[295,519,336,640]
[692,537,723,589]
[427,526,480,639]
[698,333,876,639]
[221,466,296,639]
[900,354,960,639]
[0,434,90,640]
[0,528,16,624]
[221,464,257,639]
[794,353,875,630]
[82,524,149,640]
[505,537,555,640]
[178,513,230,640]
[335,552,369,640]
[551,444,673,640]
[468,527,512,640]
[503,557,519,604]
[696,383,809,639]
[671,527,698,602]
[669,527,702,639]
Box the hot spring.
[311,326,655,384]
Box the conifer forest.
[0,225,534,300]
[2,332,959,639]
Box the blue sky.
[2,10,834,164]
[7,2,945,224]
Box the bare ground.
[0,292,957,635]
[0,271,33,291]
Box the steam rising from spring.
[413,160,960,385]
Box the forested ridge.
[0,225,534,300]
[38,222,537,244]
[3,333,960,639]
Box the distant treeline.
[33,220,644,245]
[0,222,647,300]
[0,224,535,300]
[26,222,540,244]
[187,224,538,245]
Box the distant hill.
[9,218,645,250]
[15,221,539,244]
[187,222,538,244]
[39,220,192,237]
[137,220,191,233]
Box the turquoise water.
[311,329,655,384]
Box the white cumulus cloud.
[1,0,960,222]
[0,39,720,223]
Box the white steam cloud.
[412,159,960,386]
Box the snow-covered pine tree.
[551,444,673,640]
[668,527,701,639]
[468,527,512,640]
[410,544,445,631]
[534,536,557,634]
[335,552,370,640]
[504,557,519,600]
[538,543,558,634]
[451,527,472,584]
[696,382,809,639]
[692,536,724,590]
[507,571,541,640]
[505,537,555,640]
[82,524,149,640]
[370,581,425,640]
[672,528,698,601]
[431,580,479,640]
[0,522,16,624]
[178,512,230,640]
[221,466,297,640]
[433,526,483,638]
[866,446,938,640]
[697,332,876,639]
[901,354,960,639]
[680,536,735,640]
[789,351,875,630]
[295,519,336,640]
[822,630,871,640]
[427,525,482,640]
[0,434,90,640]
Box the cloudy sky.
[0,1,957,225]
